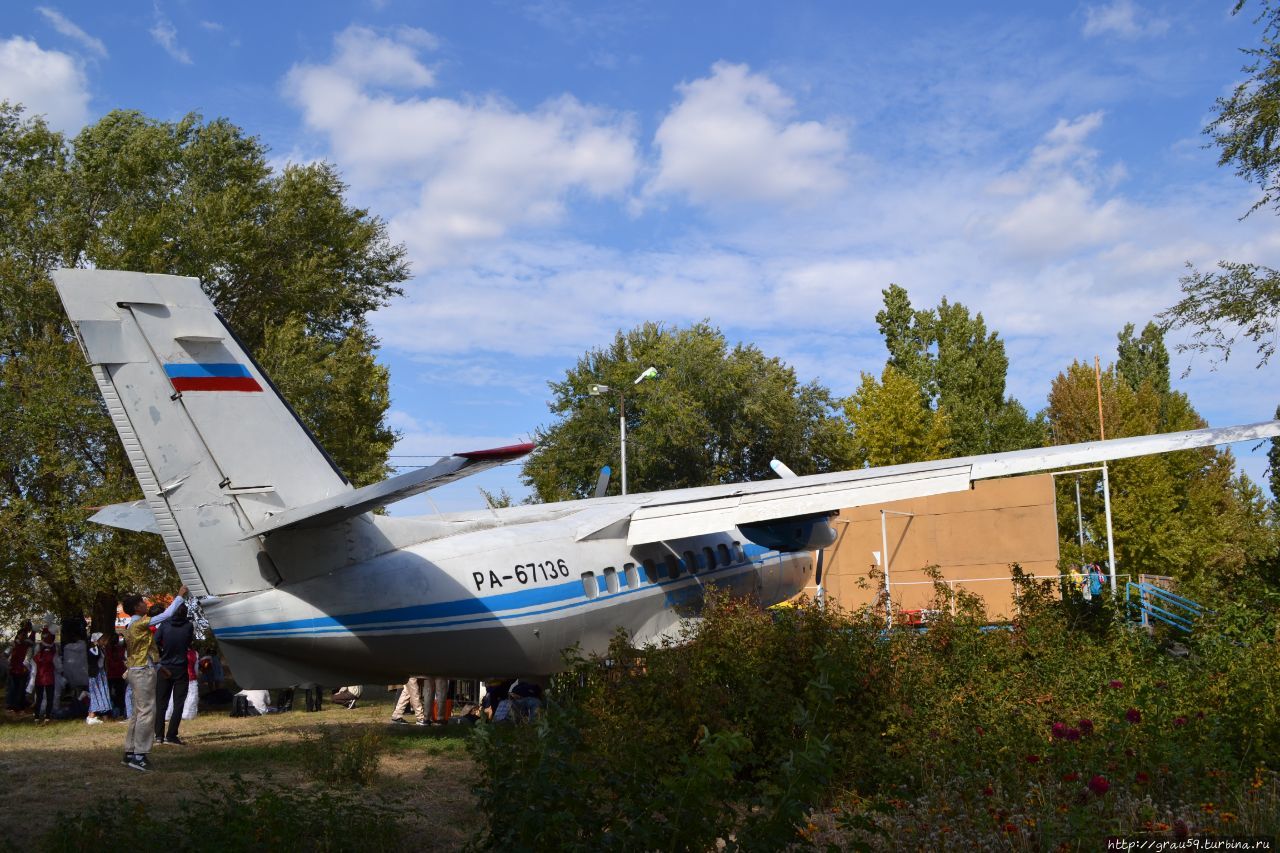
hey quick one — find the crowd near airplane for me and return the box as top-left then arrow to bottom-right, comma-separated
52,269 -> 1280,687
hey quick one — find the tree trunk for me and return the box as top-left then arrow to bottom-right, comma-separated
90,589 -> 119,637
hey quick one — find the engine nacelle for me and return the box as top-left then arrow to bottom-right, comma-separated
739,513 -> 837,552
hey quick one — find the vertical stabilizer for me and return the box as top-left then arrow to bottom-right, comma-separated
52,269 -> 352,596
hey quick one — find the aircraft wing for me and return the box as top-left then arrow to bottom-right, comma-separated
569,420 -> 1280,547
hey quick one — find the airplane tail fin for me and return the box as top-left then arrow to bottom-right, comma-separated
52,269 -> 353,596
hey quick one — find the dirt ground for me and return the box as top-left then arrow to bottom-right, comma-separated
0,692 -> 479,851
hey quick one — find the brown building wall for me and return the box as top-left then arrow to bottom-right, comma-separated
810,473 -> 1059,620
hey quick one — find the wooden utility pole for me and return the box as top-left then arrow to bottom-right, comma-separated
1094,355 -> 1106,441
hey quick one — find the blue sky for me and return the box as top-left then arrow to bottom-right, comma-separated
3,0 -> 1278,510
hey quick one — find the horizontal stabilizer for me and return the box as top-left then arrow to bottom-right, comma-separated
244,443 -> 534,538
90,500 -> 160,535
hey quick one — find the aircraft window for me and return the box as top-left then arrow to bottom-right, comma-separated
665,554 -> 682,578
717,544 -> 731,565
624,563 -> 639,588
682,550 -> 697,574
604,566 -> 620,595
580,571 -> 598,599
733,541 -> 746,563
703,546 -> 717,570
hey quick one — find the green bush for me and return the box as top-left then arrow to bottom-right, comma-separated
467,579 -> 1280,850
300,728 -> 384,786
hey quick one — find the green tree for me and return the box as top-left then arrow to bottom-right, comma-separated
522,322 -> 853,501
842,365 -> 951,467
1046,344 -> 1275,589
874,284 -> 1043,456
1116,321 -> 1171,397
0,103 -> 408,628
1160,2 -> 1280,367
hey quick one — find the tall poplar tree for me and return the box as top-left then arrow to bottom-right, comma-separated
873,284 -> 1043,456
0,104 -> 408,627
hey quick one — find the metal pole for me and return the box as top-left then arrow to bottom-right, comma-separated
1074,475 -> 1085,558
1102,463 -> 1117,593
619,393 -> 627,496
881,510 -> 891,629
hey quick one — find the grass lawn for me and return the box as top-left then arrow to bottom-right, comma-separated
0,693 -> 478,851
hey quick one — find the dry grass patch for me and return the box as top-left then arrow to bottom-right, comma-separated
1,696 -> 477,851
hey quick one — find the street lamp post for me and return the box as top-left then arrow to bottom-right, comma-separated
589,366 -> 657,496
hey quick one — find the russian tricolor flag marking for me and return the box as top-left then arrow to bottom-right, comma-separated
164,363 -> 263,393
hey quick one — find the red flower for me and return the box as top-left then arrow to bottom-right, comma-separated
1088,774 -> 1110,796
1051,722 -> 1068,739
1061,771 -> 1080,782
1173,716 -> 1187,728
1003,823 -> 1018,833
1078,718 -> 1094,735
1025,754 -> 1041,764
1135,771 -> 1150,784
982,784 -> 994,796
975,725 -> 985,736
1065,727 -> 1081,741
1125,707 -> 1142,724
1109,680 -> 1124,689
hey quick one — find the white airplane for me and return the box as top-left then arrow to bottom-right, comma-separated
52,269 -> 1280,687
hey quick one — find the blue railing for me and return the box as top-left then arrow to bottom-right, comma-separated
1125,581 -> 1206,633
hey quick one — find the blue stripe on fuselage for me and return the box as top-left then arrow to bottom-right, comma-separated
216,542 -> 781,639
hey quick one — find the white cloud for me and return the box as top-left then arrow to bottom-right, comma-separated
150,4 -> 192,65
1082,1 -> 1170,39
646,62 -> 849,206
284,26 -> 638,265
36,7 -> 107,59
0,36 -> 90,131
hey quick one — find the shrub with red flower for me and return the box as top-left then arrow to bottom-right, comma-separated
1065,727 -> 1081,741
1088,774 -> 1110,796
1078,718 -> 1094,735
1109,679 -> 1124,689
1173,716 -> 1187,728
1051,721 -> 1068,739
1135,771 -> 1150,784
1061,771 -> 1079,782
1025,754 -> 1041,764
1125,707 -> 1142,724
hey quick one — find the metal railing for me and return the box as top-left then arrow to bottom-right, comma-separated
1125,581 -> 1206,632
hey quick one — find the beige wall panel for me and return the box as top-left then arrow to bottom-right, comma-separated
807,474 -> 1058,620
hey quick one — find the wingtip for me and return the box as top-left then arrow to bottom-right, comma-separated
457,442 -> 536,461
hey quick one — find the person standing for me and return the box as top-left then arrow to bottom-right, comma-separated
105,632 -> 126,717
86,633 -> 112,725
32,632 -> 56,723
154,603 -> 194,745
5,622 -> 32,714
389,676 -> 427,726
426,676 -> 452,725
120,586 -> 187,772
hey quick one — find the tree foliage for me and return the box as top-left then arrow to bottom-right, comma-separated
842,365 -> 951,467
1160,2 -> 1280,367
874,284 -> 1044,455
0,103 -> 407,623
522,322 -> 853,501
1046,327 -> 1276,588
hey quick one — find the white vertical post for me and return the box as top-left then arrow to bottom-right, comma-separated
1102,463 -> 1117,593
881,510 -> 891,629
1074,476 -> 1085,557
619,393 -> 627,496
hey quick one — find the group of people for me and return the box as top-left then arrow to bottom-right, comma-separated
5,582 -> 206,773
6,620 -> 128,722
1068,563 -> 1108,600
